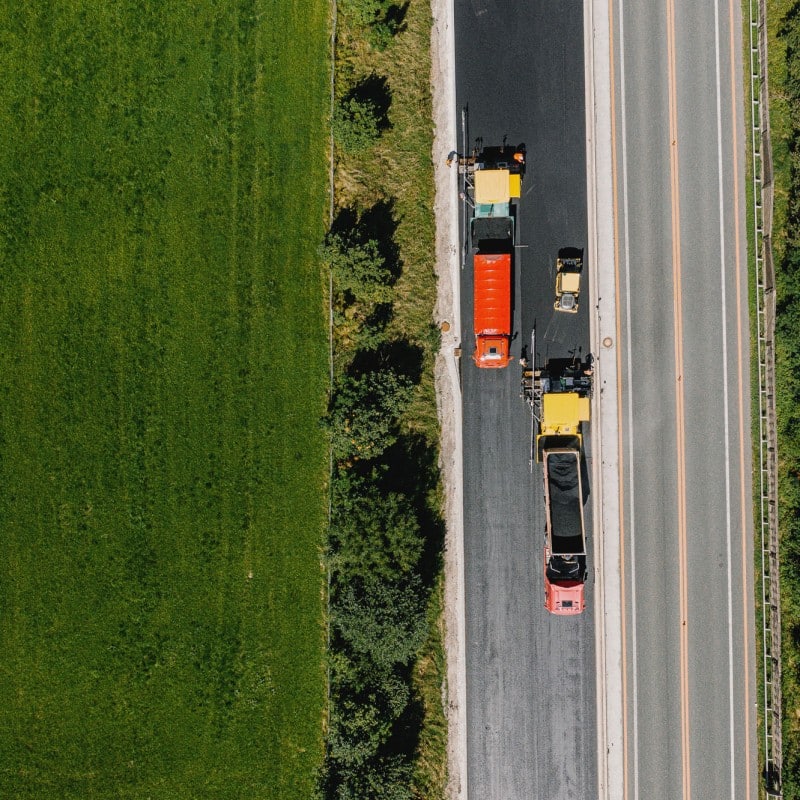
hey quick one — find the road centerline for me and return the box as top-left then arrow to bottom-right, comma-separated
665,0 -> 691,796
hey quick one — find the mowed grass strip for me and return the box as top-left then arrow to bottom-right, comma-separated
0,3 -> 330,798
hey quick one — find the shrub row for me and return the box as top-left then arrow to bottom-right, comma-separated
321,204 -> 440,799
321,0 -> 445,795
774,4 -> 800,796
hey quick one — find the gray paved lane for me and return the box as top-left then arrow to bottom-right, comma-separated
613,0 -> 757,796
613,1 -> 681,794
456,1 -> 597,797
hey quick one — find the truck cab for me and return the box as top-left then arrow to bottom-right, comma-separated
544,551 -> 586,614
474,334 -> 510,367
541,444 -> 587,615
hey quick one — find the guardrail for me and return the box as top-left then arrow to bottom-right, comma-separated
748,0 -> 782,795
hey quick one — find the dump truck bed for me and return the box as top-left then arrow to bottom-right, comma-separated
543,449 -> 585,556
473,253 -> 511,336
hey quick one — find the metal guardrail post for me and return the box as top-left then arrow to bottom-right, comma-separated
748,0 -> 782,794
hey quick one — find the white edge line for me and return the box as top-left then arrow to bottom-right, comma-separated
712,1 -> 737,796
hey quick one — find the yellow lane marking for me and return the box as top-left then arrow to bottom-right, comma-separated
607,0 -> 629,796
665,0 -> 691,797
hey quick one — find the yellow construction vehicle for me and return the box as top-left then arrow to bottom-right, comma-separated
554,254 -> 583,314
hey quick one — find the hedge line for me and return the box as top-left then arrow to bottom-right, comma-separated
773,2 -> 800,796
320,0 -> 445,797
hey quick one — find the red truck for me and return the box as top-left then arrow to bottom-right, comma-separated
523,357 -> 593,615
542,446 -> 587,615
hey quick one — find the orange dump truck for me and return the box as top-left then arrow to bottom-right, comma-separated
452,143 -> 525,368
473,252 -> 512,368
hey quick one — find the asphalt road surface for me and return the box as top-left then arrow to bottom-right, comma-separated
455,1 -> 598,798
610,0 -> 758,797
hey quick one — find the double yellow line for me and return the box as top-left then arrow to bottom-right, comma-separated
664,2 -> 692,798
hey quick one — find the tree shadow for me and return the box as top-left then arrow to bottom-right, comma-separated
384,3 -> 410,34
378,2 -> 409,36
344,73 -> 392,130
329,205 -> 358,236
330,199 -> 402,282
378,432 -> 445,591
368,3 -> 410,50
359,200 -> 401,279
348,337 -> 424,383
382,684 -> 423,762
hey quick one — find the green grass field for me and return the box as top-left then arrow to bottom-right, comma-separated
0,3 -> 330,798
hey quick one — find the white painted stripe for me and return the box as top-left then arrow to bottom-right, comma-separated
712,0 -> 737,795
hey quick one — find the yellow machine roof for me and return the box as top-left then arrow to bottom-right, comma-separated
559,272 -> 581,293
541,393 -> 590,435
475,169 -> 511,204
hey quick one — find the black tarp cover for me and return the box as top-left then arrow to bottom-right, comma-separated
545,450 -> 585,555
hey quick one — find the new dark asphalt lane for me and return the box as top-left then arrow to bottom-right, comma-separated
455,2 -> 598,797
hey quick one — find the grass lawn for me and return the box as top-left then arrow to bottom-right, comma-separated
0,3 -> 330,798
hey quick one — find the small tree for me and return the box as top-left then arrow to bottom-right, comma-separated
327,693 -> 392,770
332,577 -> 428,671
331,754 -> 414,800
330,480 -> 423,584
340,0 -> 405,51
322,232 -> 393,306
327,369 -> 413,462
333,96 -> 381,152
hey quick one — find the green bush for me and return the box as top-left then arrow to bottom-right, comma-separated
341,0 -> 386,26
330,472 -> 423,583
324,0 -> 443,795
340,0 -> 405,50
330,755 -> 414,800
333,96 -> 382,152
327,691 -> 395,768
351,304 -> 394,351
775,5 -> 800,795
327,369 -> 413,462
322,232 -> 393,305
333,578 -> 427,671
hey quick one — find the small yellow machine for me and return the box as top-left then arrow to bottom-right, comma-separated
554,255 -> 583,314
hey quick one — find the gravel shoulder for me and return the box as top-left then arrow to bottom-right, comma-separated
429,0 -> 468,797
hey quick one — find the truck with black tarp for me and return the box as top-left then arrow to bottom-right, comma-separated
542,442 -> 586,614
523,356 -> 592,615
